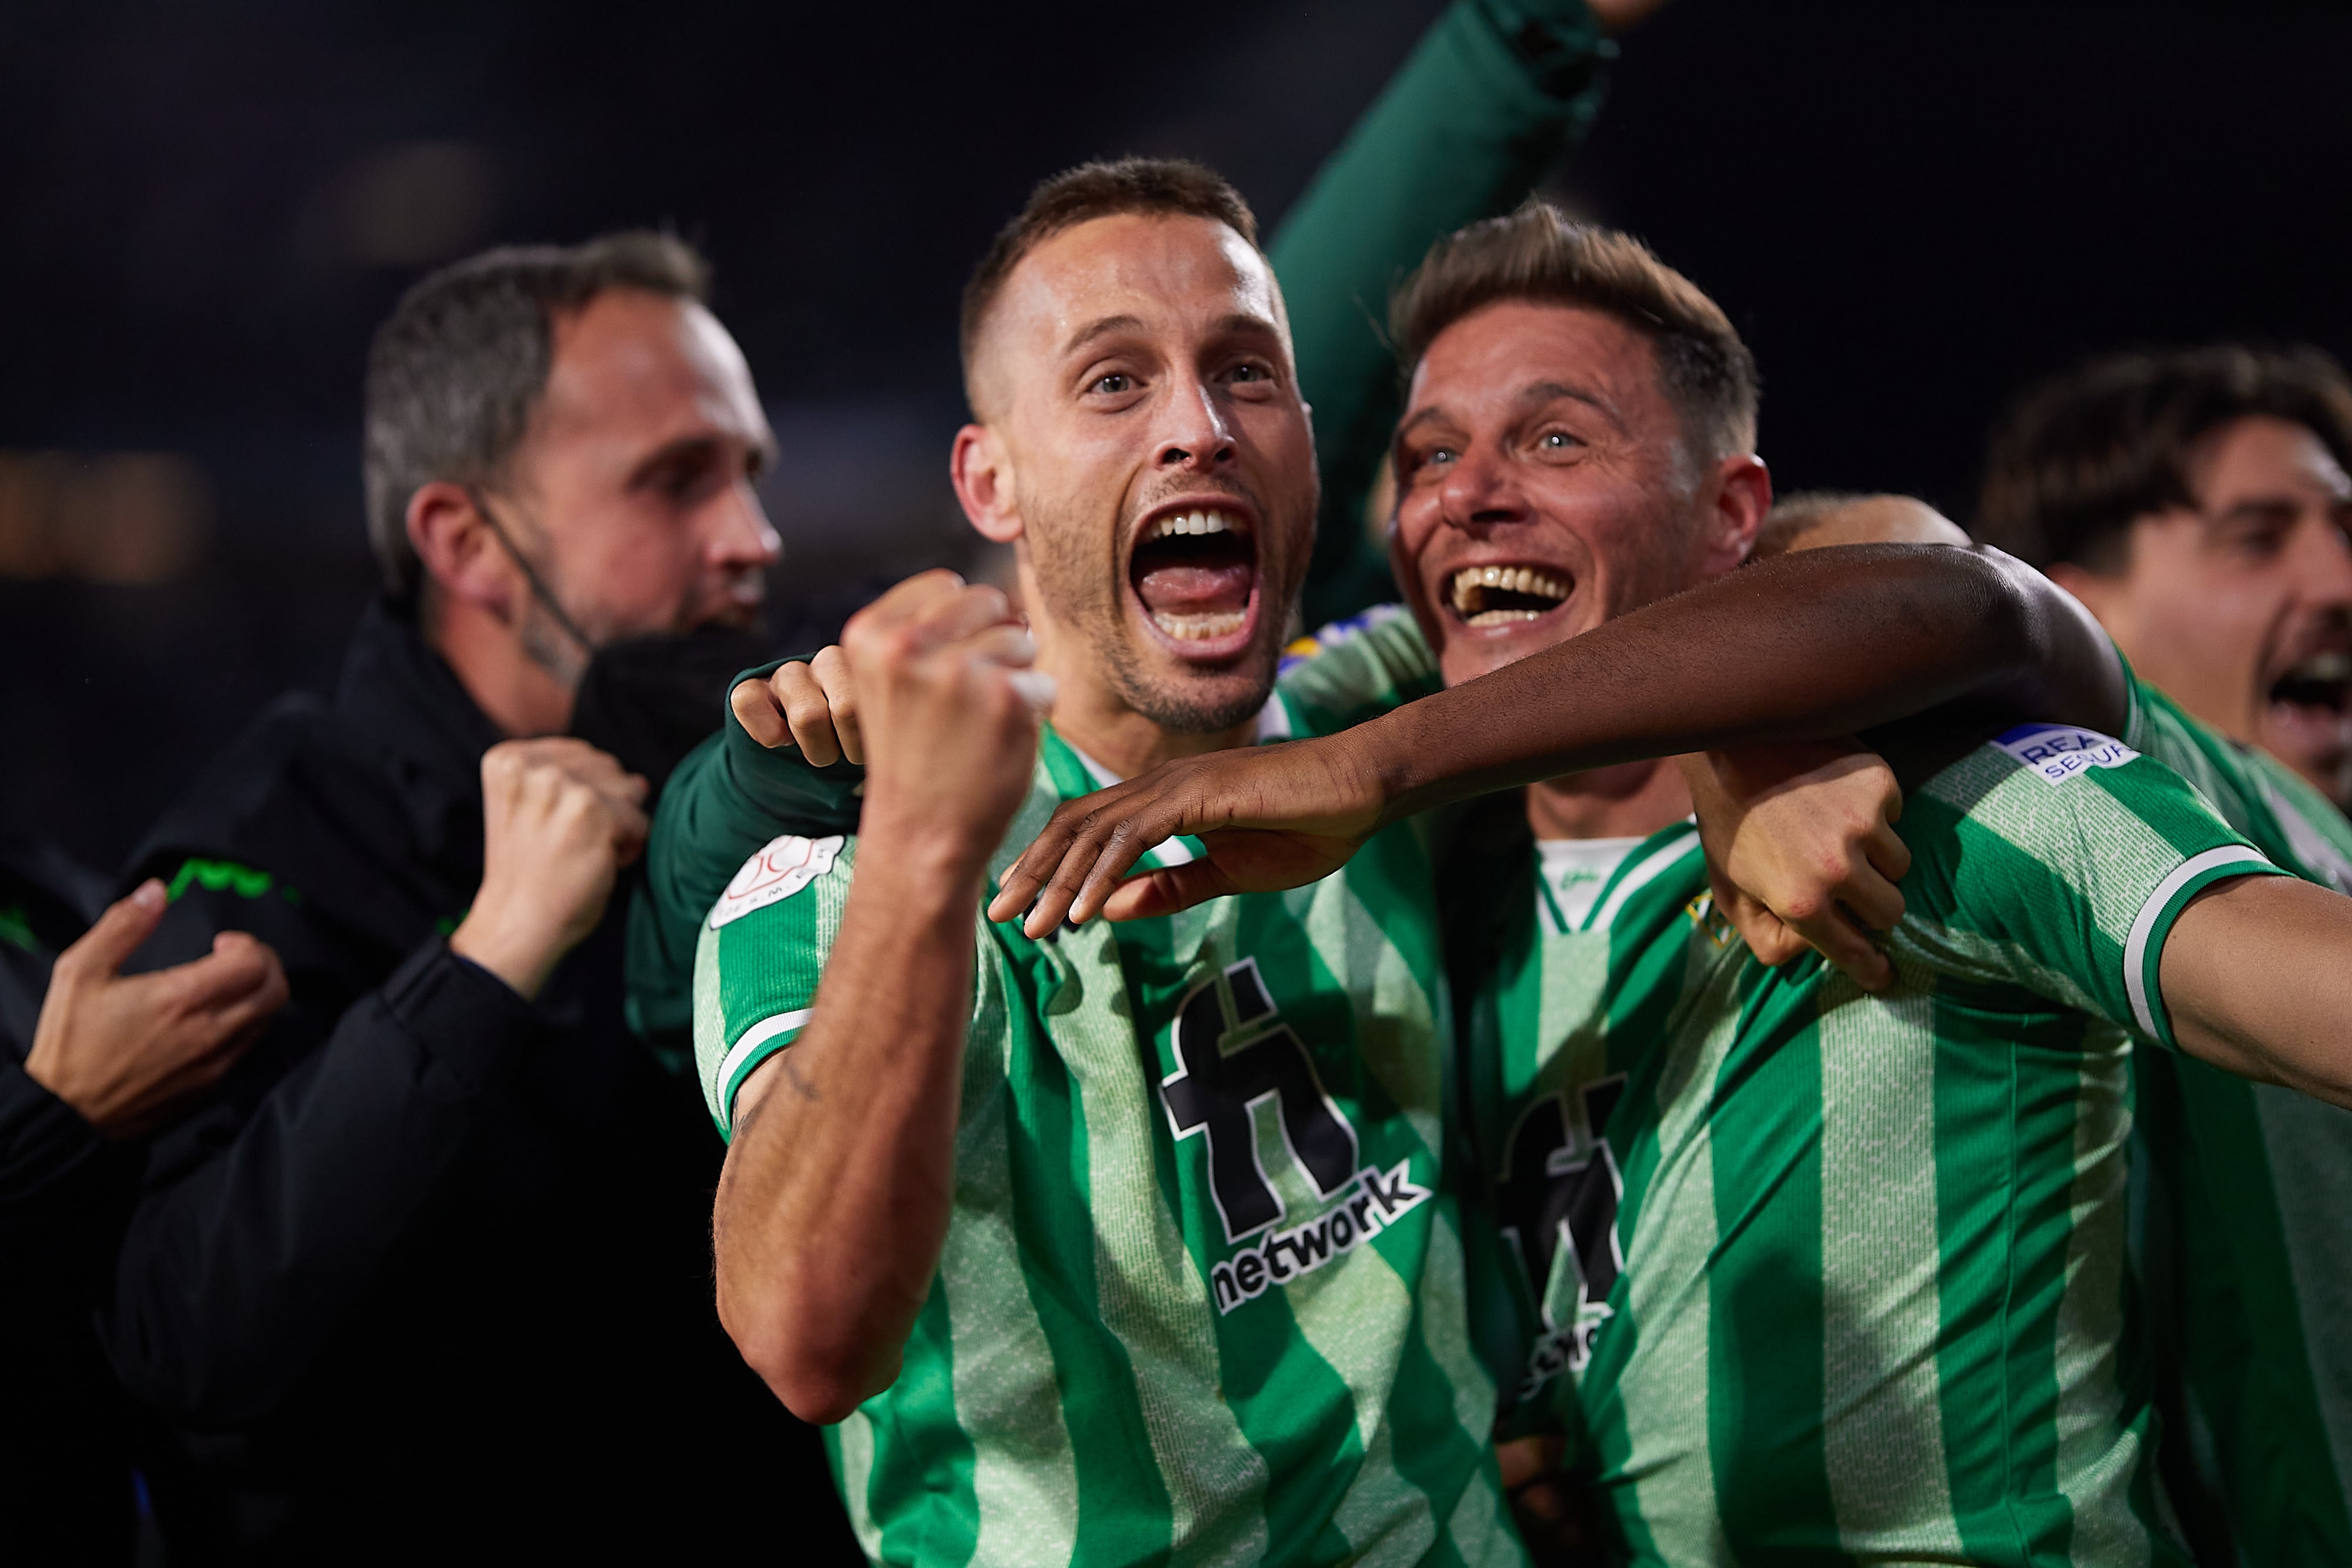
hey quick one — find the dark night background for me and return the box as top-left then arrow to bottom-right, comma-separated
5,0 -> 2348,873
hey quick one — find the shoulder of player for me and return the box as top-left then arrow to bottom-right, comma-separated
1274,604 -> 1439,736
705,830 -> 859,938
1894,722 -> 2261,910
2242,741 -> 2352,845
1915,721 -> 2181,814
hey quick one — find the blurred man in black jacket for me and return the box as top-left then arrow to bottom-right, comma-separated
2,847 -> 285,1562
102,233 -> 857,1562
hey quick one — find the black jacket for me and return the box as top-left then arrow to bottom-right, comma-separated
104,600 -> 855,1564
1,835 -> 139,1564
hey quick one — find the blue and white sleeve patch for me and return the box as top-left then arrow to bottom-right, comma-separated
1993,723 -> 2139,786
1278,603 -> 1409,677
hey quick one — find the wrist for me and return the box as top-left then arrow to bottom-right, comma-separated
19,1041 -> 89,1119
857,802 -> 1004,888
449,903 -> 562,1001
1349,714 -> 1418,825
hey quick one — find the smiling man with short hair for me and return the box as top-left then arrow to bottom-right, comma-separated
983,205 -> 2352,1565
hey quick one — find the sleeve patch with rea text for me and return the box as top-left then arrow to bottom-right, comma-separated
1993,723 -> 2140,785
709,834 -> 844,929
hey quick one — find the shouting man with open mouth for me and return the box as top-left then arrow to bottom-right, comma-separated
650,157 -> 2183,1562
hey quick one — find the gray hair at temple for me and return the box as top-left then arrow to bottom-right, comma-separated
361,231 -> 711,600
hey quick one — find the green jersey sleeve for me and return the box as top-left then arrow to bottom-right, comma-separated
1274,0 -> 1613,626
693,830 -> 856,1136
1273,604 -> 1441,738
1895,722 -> 2288,1051
2130,670 -> 2352,896
624,658 -> 864,1066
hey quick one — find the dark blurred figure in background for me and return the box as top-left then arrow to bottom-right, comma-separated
2,852 -> 285,1563
1979,349 -> 2352,1566
1982,347 -> 2352,810
92,233 -> 857,1563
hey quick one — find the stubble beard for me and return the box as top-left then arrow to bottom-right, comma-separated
1024,490 -> 1304,739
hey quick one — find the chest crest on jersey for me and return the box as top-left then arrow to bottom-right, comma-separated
1160,957 -> 1430,1314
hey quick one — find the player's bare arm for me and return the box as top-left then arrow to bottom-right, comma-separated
993,543 -> 2122,934
1682,494 -> 1963,985
2162,873 -> 2352,1108
713,573 -> 1043,1424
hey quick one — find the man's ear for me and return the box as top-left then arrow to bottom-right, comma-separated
1699,453 -> 1773,574
406,480 -> 519,620
952,424 -> 1023,545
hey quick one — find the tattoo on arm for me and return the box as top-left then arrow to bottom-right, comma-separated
781,1051 -> 822,1104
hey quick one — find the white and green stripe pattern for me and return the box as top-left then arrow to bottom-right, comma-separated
2120,677 -> 2352,1563
1463,730 -> 2281,1565
692,611 -> 1519,1566
1455,818 -> 1718,1432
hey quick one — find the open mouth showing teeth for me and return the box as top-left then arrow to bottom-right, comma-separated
1448,565 -> 1569,627
2273,650 -> 2352,712
1131,507 -> 1258,644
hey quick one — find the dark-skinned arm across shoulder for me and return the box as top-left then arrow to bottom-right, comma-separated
990,541 -> 2124,932
711,573 -> 1044,1425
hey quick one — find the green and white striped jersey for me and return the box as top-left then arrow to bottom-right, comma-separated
1457,715 -> 2286,1566
1450,814 -> 1715,1437
2124,679 -> 2352,1564
688,609 -> 1526,1568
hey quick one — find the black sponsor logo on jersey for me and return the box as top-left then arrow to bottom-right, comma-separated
1161,957 -> 1431,1313
1162,957 -> 1362,1243
1207,1157 -> 1429,1313
1499,1075 -> 1626,1395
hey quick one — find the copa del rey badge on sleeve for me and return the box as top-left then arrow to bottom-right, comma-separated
1993,724 -> 2140,786
709,834 -> 846,929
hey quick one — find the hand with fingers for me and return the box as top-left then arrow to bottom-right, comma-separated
710,571 -> 1049,1420
843,570 -> 1050,867
24,880 -> 290,1138
1678,742 -> 1912,992
986,729 -> 1388,939
451,737 -> 651,1001
731,644 -> 864,766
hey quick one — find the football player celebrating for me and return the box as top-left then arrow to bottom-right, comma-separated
1979,351 -> 2352,1562
664,166 -> 2147,1563
991,207 -> 2352,1564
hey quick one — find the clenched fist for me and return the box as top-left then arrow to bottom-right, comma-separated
842,570 -> 1051,877
450,738 -> 649,999
732,644 -> 863,765
1679,741 -> 1910,992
